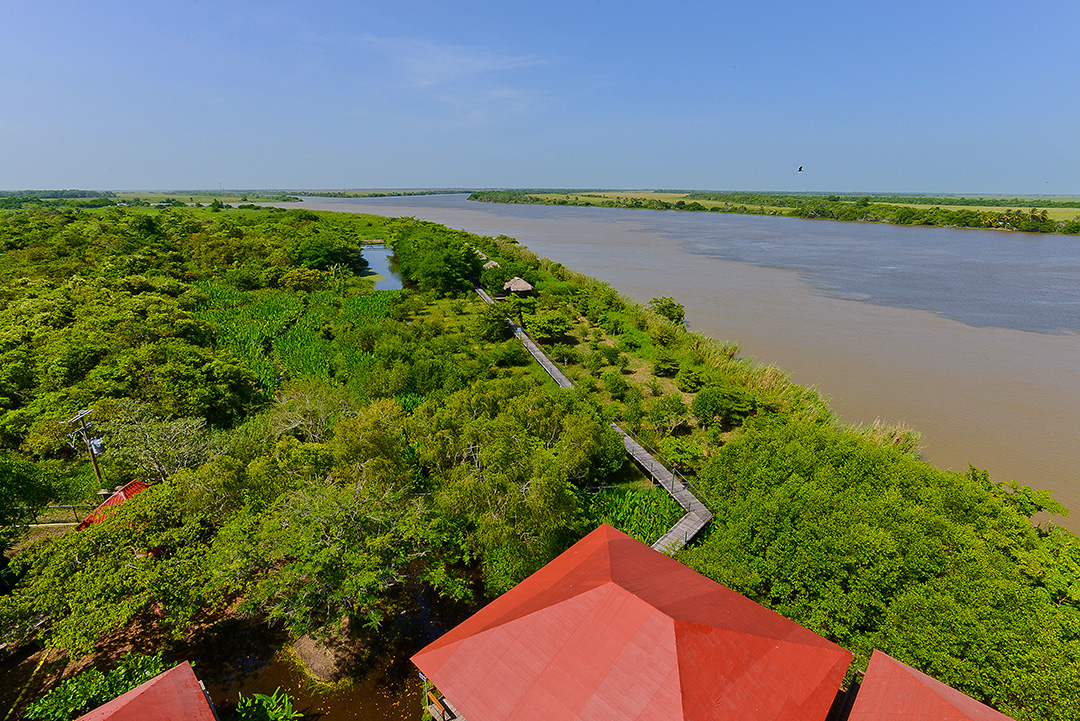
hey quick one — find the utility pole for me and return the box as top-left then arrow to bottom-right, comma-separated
60,408 -> 105,487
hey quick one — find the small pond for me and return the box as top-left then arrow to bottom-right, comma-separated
363,245 -> 402,290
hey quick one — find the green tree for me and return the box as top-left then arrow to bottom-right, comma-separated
475,302 -> 511,341
526,311 -> 571,341
0,453 -> 55,554
690,383 -> 756,428
0,485 -> 214,654
647,296 -> 686,326
99,399 -> 214,485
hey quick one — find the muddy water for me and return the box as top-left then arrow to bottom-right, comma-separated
299,194 -> 1080,531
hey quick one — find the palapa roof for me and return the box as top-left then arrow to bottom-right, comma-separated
75,661 -> 217,721
503,276 -> 533,293
77,480 -> 149,530
411,524 -> 852,721
848,650 -> 1015,721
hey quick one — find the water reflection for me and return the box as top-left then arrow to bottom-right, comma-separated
363,245 -> 402,291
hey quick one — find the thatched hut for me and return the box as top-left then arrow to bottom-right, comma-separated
503,277 -> 534,295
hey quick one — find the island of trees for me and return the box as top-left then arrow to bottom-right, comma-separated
470,189 -> 1080,234
1,203 -> 1078,719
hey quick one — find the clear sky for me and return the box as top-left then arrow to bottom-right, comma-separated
3,0 -> 1078,194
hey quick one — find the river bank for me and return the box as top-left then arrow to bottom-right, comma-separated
286,194 -> 1080,531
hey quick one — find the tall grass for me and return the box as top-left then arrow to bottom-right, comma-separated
274,290 -> 402,383
194,284 -> 401,391
585,483 -> 684,545
193,282 -> 304,391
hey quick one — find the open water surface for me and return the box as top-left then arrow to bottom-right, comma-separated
298,194 -> 1080,530
362,244 -> 403,290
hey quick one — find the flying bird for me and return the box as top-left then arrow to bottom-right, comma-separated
798,166 -> 803,172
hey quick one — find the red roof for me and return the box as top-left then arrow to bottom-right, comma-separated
77,481 -> 149,530
412,524 -> 852,721
848,650 -> 1015,721
74,661 -> 217,721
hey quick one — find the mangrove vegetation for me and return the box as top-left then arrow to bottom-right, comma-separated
0,205 -> 1078,719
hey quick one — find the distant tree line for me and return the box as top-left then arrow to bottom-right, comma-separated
470,190 -> 1080,235
0,190 -> 116,199
294,189 -> 470,198
687,191 -> 1080,209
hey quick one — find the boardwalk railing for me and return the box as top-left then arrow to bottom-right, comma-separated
474,286 -> 712,552
509,322 -> 574,389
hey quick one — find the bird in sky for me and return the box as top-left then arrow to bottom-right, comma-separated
798,166 -> 803,172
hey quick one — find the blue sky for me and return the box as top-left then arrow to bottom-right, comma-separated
3,1 -> 1078,194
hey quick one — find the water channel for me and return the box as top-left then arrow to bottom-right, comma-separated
362,244 -> 403,291
304,193 -> 1080,532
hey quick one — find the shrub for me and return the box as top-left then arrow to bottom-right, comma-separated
675,366 -> 704,393
237,687 -> 302,721
690,384 -> 756,428
601,369 -> 628,399
26,653 -> 167,721
652,350 -> 680,377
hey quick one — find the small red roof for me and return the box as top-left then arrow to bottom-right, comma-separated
77,481 -> 149,531
412,524 -> 852,721
848,650 -> 1015,721
75,661 -> 217,721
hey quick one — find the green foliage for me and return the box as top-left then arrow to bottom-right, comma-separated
690,383 -> 757,428
237,687 -> 302,721
98,399 -> 213,484
600,368 -> 628,399
389,221 -> 481,292
652,349 -> 680,377
1,485 -> 214,654
647,394 -> 687,435
658,436 -> 704,473
584,485 -> 683,545
5,204 -> 1080,721
26,652 -> 167,721
412,377 -> 624,593
680,418 -> 1080,719
475,302 -> 511,341
647,296 -> 686,326
0,452 -> 56,553
525,311 -> 571,341
675,366 -> 704,392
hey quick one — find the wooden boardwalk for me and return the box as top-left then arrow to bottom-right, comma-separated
509,322 -> 574,388
474,287 -> 711,552
609,424 -> 713,552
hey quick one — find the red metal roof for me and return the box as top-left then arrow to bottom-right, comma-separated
77,481 -> 149,530
412,524 -> 853,721
74,661 -> 217,721
848,650 -> 1015,721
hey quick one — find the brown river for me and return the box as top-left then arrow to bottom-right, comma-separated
296,194 -> 1080,532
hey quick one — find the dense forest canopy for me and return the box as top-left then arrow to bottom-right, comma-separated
0,206 -> 1078,719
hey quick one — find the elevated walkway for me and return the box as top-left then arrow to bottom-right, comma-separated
474,287 -> 712,551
